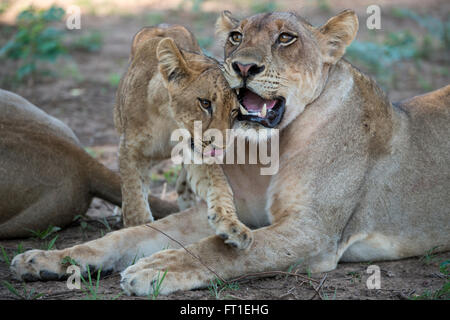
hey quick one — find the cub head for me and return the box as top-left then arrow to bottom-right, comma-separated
215,10 -> 358,137
157,37 -> 240,156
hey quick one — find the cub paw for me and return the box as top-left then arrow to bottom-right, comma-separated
208,214 -> 253,250
123,213 -> 154,227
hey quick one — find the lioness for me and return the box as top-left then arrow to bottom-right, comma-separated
114,24 -> 252,248
0,89 -> 177,239
11,11 -> 449,297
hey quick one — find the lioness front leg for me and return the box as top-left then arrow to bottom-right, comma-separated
120,212 -> 334,296
11,205 -> 213,282
185,164 -> 253,249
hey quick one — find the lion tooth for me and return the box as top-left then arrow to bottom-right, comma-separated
236,88 -> 240,95
239,104 -> 249,115
261,103 -> 267,118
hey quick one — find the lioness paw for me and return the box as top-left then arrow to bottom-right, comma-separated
120,250 -> 207,296
120,267 -> 174,296
10,250 -> 66,281
11,249 -> 113,282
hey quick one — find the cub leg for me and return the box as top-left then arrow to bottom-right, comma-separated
185,164 -> 253,250
11,204 -> 212,281
119,140 -> 154,227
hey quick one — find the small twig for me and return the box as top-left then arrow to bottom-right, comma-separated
398,289 -> 415,300
431,272 -> 448,279
279,287 -> 297,299
224,294 -> 245,300
144,224 -> 227,283
309,274 -> 327,300
297,280 -> 307,287
43,291 -> 78,299
230,271 -> 320,284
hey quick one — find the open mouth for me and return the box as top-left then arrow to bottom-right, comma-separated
236,88 -> 285,128
190,138 -> 223,157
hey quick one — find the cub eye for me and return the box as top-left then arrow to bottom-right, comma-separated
278,33 -> 296,45
198,98 -> 212,114
229,32 -> 242,45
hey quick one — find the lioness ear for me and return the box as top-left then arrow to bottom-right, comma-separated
157,37 -> 190,83
215,11 -> 239,44
316,9 -> 358,64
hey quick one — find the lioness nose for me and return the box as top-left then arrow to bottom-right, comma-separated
232,62 -> 265,79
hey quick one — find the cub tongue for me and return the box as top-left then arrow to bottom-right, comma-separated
243,90 -> 277,111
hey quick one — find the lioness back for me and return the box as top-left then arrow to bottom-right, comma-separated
394,85 -> 450,162
0,89 -> 80,145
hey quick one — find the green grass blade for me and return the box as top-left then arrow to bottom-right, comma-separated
2,281 -> 23,299
1,246 -> 10,266
47,235 -> 58,250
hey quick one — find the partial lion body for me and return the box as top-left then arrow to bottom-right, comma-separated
0,89 -> 178,239
113,24 -> 252,248
11,12 -> 449,296
0,89 -> 96,238
268,64 -> 450,267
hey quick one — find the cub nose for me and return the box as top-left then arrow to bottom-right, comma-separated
232,62 -> 265,79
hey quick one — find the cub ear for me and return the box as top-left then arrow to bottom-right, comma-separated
131,27 -> 157,59
315,9 -> 359,64
157,37 -> 190,83
215,11 -> 239,44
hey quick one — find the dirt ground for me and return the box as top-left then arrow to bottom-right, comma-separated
0,0 -> 449,300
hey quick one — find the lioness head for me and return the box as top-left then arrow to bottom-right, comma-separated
157,37 -> 240,155
215,10 -> 358,138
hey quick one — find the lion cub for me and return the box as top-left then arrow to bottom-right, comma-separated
114,25 -> 252,249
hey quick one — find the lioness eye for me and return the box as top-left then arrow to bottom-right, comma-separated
198,98 -> 212,114
278,33 -> 296,45
229,32 -> 242,45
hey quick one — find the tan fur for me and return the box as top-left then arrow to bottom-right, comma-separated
11,12 -> 450,296
113,25 -> 252,249
0,89 -> 178,239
